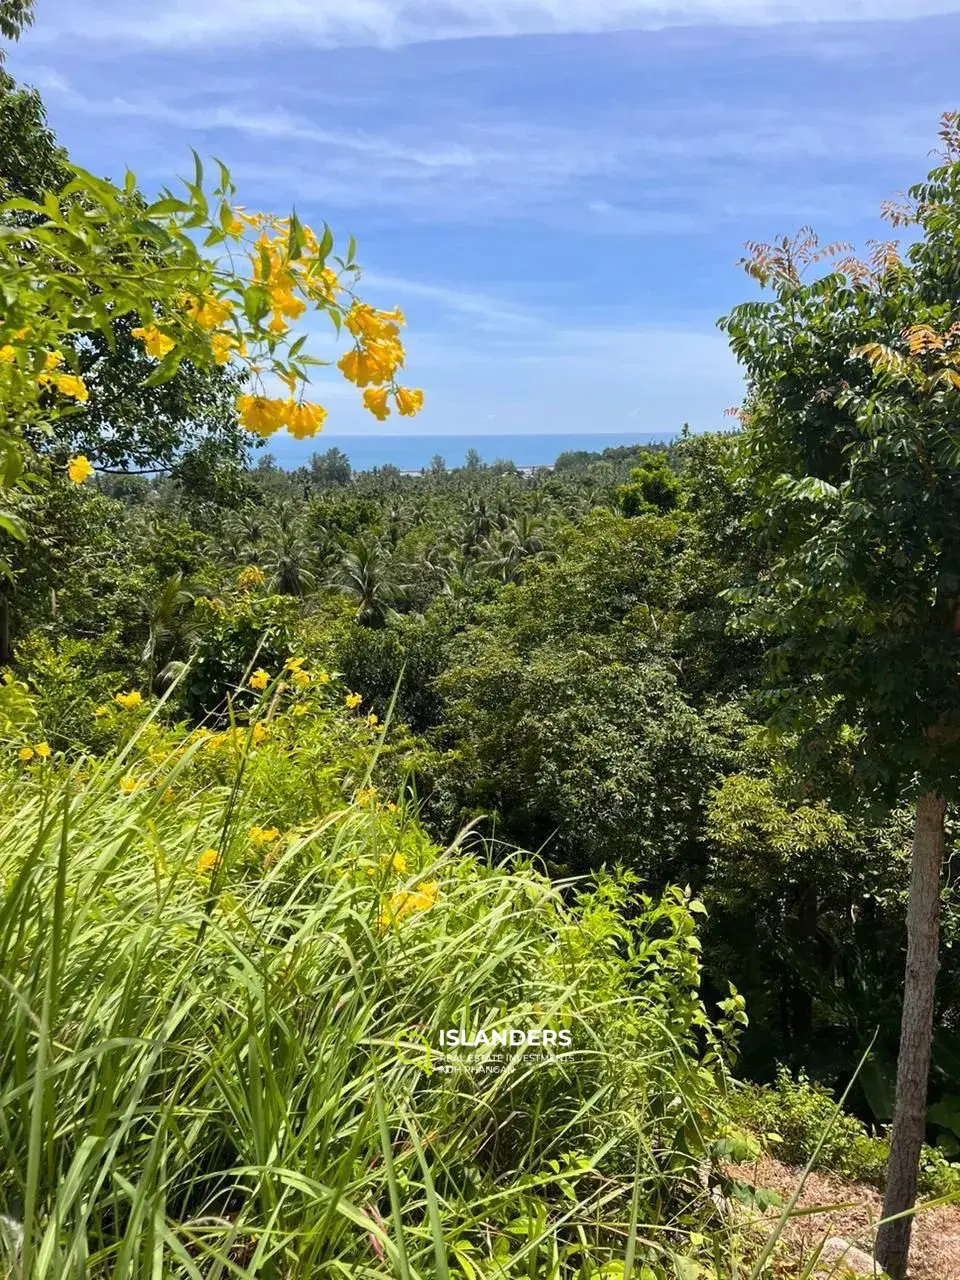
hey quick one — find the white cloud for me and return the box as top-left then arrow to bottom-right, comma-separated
27,70 -> 942,234
25,0 -> 960,49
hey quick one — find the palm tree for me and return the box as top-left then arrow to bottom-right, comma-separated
330,536 -> 407,628
260,512 -> 318,598
141,572 -> 206,690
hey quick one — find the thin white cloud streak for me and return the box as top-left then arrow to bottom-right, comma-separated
25,0 -> 960,50
27,71 -> 944,232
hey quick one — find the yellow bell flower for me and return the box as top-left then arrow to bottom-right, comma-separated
395,387 -> 424,417
195,848 -> 221,875
131,325 -> 175,360
362,387 -> 390,421
67,455 -> 95,484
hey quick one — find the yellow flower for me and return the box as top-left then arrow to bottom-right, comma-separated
291,668 -> 311,688
118,775 -> 141,796
381,851 -> 407,874
195,848 -> 221,875
345,692 -> 362,709
292,703 -> 308,717
267,287 -> 306,321
67,455 -> 94,485
339,346 -> 399,388
44,350 -> 64,370
362,386 -> 391,421
114,690 -> 143,710
345,302 -> 405,342
17,746 -> 34,762
236,394 -> 285,438
94,705 -> 110,718
237,565 -> 265,590
188,294 -> 234,331
317,671 -> 331,684
131,325 -> 175,361
285,656 -> 305,671
366,713 -> 379,728
0,345 -> 15,364
356,787 -> 377,805
210,332 -> 239,365
248,668 -> 270,691
249,825 -> 281,847
379,880 -> 440,928
34,742 -> 51,760
395,387 -> 424,417
250,722 -> 269,744
51,374 -> 89,403
287,400 -> 327,440
385,802 -> 398,813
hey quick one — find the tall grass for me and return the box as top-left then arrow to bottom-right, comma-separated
0,721 -> 735,1279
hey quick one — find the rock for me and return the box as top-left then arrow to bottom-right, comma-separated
816,1237 -> 885,1277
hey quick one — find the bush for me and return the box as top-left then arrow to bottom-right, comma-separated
730,1065 -> 960,1198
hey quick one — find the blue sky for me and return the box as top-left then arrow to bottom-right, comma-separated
7,1 -> 960,446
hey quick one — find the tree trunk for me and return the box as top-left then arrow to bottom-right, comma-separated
875,790 -> 946,1280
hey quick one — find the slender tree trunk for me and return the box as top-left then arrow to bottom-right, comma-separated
875,790 -> 946,1279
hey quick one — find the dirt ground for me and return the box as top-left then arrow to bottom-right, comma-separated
726,1156 -> 960,1279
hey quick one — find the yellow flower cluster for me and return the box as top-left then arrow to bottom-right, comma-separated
361,385 -> 424,422
378,880 -> 440,929
249,825 -> 281,847
248,668 -> 270,691
40,371 -> 88,403
236,394 -> 327,440
345,692 -> 362,709
114,690 -> 143,710
186,294 -> 235,332
131,325 -> 175,361
333,302 -> 424,423
118,775 -> 142,796
18,742 -> 51,762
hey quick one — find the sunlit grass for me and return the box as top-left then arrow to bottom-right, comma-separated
0,711 -> 739,1279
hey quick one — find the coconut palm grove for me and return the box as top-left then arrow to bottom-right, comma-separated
5,1 -> 960,1277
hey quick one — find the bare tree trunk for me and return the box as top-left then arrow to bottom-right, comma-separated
875,790 -> 945,1280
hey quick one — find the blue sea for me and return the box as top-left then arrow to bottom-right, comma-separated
265,431 -> 679,473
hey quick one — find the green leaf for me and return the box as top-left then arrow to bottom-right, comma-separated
288,209 -> 305,262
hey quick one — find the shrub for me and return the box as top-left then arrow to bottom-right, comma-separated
730,1065 -> 960,1198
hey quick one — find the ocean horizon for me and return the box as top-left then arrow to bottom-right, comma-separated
264,430 -> 681,473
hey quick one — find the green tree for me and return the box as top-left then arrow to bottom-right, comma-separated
0,69 -> 249,474
720,114 -> 960,1278
330,536 -> 406,628
0,0 -> 34,45
309,446 -> 352,488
